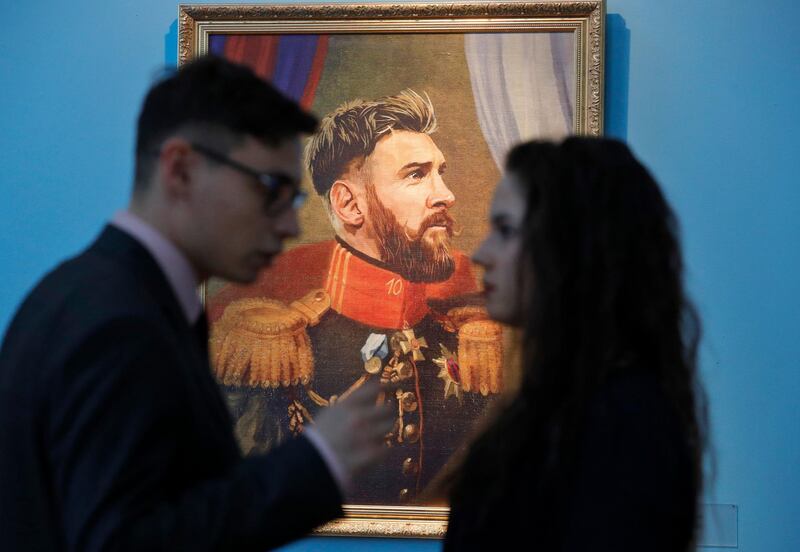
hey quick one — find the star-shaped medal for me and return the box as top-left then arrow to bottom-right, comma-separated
433,344 -> 463,402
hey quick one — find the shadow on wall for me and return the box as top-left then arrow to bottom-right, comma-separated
605,13 -> 630,140
166,20 -> 178,67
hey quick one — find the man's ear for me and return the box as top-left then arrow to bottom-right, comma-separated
157,137 -> 194,200
329,180 -> 364,227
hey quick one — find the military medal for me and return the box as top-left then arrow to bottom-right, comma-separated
433,344 -> 463,402
364,356 -> 382,374
361,333 -> 389,375
361,333 -> 389,360
399,328 -> 428,361
359,332 -> 390,375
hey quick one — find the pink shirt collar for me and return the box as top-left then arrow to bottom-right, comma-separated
110,210 -> 203,324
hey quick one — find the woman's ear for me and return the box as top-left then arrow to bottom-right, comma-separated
329,180 -> 364,227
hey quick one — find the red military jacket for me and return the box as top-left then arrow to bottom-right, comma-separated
209,238 -> 479,327
208,239 -> 501,504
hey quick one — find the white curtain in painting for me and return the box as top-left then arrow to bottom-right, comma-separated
465,33 -> 575,170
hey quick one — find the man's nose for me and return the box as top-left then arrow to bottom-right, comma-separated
272,206 -> 301,240
428,172 -> 455,209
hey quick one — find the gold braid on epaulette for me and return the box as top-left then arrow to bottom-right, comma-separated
447,306 -> 504,396
210,289 -> 330,388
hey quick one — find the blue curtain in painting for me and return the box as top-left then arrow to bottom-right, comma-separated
464,33 -> 575,170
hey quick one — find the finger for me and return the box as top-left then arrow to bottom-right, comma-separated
356,413 -> 396,438
351,407 -> 394,429
350,403 -> 395,427
358,422 -> 394,443
351,398 -> 393,415
350,443 -> 391,472
341,379 -> 383,404
378,379 -> 401,394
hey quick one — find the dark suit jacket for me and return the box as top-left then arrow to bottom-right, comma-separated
0,226 -> 342,551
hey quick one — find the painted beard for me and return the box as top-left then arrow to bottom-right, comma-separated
366,184 -> 457,283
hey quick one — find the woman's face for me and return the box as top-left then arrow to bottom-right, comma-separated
473,172 -> 528,326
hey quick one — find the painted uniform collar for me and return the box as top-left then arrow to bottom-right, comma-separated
325,238 -> 429,329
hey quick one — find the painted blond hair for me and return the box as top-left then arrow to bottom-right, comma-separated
305,89 -> 438,198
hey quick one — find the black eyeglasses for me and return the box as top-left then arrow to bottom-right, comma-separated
190,142 -> 306,215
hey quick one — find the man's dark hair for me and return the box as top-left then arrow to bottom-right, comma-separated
134,56 -> 317,190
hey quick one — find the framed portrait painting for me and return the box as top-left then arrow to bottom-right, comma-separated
179,1 -> 604,538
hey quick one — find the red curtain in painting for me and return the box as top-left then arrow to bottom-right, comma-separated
209,35 -> 329,110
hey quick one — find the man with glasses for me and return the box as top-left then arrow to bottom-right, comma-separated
0,57 -> 393,551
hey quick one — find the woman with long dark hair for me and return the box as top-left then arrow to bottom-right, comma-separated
444,137 -> 707,551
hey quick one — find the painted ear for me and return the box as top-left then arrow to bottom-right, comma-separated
329,180 -> 364,227
158,137 -> 193,200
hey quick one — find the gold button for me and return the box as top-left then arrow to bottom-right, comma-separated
400,391 -> 418,412
402,457 -> 418,476
403,423 -> 419,443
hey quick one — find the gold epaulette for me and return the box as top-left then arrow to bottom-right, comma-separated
289,289 -> 330,326
210,289 -> 331,388
447,306 -> 504,396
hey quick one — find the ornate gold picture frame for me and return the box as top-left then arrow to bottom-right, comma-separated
180,1 -> 604,538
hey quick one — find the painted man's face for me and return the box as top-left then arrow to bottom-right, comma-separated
361,130 -> 458,283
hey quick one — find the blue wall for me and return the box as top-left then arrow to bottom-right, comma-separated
1,1 -> 798,550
